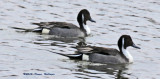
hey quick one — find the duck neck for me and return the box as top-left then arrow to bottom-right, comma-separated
77,13 -> 90,35
119,38 -> 133,63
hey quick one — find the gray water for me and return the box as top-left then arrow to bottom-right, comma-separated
0,0 -> 160,79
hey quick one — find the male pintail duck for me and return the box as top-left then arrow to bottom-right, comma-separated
31,9 -> 96,37
53,35 -> 140,64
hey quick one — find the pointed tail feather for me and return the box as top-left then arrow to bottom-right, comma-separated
11,27 -> 43,32
31,27 -> 43,32
11,27 -> 32,31
31,23 -> 42,26
48,50 -> 83,60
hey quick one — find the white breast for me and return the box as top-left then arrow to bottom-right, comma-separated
122,48 -> 133,63
83,25 -> 91,35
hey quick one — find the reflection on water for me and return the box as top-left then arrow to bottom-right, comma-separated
69,60 -> 132,79
0,0 -> 160,79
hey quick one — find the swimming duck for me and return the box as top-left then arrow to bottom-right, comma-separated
32,9 -> 96,37
54,35 -> 140,64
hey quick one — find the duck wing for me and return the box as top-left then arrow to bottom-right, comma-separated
32,22 -> 79,29
77,46 -> 119,56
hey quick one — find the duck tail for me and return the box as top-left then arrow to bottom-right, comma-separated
31,27 -> 43,32
31,22 -> 42,26
11,27 -> 43,32
49,50 -> 83,60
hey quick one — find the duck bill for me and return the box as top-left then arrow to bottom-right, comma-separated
89,18 -> 96,23
132,43 -> 140,49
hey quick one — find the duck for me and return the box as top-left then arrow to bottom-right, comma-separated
53,35 -> 140,64
31,9 -> 96,37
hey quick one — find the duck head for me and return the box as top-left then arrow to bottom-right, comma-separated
117,35 -> 140,63
77,9 -> 96,35
118,35 -> 140,50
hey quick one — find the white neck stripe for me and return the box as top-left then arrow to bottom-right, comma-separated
82,14 -> 84,23
82,14 -> 91,35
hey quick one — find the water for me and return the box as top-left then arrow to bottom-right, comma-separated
0,0 -> 160,79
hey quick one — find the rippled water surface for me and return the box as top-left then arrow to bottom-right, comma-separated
0,0 -> 160,79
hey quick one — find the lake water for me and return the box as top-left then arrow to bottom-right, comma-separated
0,0 -> 160,79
